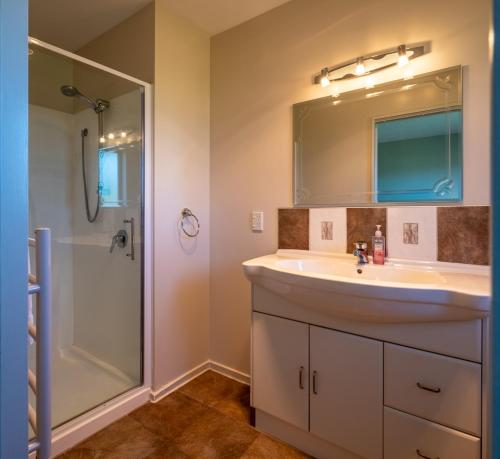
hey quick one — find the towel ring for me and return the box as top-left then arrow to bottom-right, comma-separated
181,208 -> 200,238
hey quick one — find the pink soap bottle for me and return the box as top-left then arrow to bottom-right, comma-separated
372,225 -> 385,265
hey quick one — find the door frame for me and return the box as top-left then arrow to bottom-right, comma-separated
492,1 -> 500,456
0,0 -> 29,457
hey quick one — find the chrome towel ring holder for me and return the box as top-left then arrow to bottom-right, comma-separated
180,208 -> 200,238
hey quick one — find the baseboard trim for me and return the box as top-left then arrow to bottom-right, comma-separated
209,360 -> 250,385
150,360 -> 211,402
150,360 -> 250,403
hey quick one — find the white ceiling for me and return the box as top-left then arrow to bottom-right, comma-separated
29,0 -> 154,51
160,0 -> 291,35
29,0 -> 291,51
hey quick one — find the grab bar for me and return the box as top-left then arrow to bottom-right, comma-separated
28,228 -> 52,459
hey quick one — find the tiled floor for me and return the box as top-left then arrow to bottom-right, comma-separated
57,370 -> 312,458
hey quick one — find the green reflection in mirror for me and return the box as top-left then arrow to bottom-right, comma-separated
375,110 -> 462,202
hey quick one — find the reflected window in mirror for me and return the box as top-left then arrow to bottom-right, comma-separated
375,110 -> 462,202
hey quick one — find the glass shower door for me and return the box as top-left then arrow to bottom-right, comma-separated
28,42 -> 144,428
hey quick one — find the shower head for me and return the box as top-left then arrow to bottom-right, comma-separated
60,85 -> 109,113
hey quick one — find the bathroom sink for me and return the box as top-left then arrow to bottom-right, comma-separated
243,250 -> 490,323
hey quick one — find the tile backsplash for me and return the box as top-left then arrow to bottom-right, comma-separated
278,206 -> 490,265
278,208 -> 309,250
346,208 -> 387,255
437,206 -> 490,265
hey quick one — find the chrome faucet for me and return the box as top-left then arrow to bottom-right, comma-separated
353,241 -> 369,266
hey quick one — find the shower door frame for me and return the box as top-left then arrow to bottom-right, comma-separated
28,36 -> 153,457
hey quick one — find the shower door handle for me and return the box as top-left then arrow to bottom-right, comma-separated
124,218 -> 135,261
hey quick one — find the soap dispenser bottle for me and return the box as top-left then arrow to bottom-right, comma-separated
372,225 -> 385,265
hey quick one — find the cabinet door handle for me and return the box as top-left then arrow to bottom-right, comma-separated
416,382 -> 441,394
312,370 -> 318,394
299,366 -> 304,390
416,448 -> 439,459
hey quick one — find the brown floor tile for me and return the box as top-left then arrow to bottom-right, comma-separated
173,406 -> 259,458
76,415 -> 160,452
212,387 -> 251,424
57,449 -> 96,459
179,371 -> 248,409
58,372 -> 310,459
241,434 -> 313,459
130,391 -> 210,441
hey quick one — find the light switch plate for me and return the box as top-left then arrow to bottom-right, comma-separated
251,211 -> 264,231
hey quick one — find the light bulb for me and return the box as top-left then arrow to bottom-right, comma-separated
355,58 -> 365,76
108,133 -> 115,140
320,67 -> 330,88
398,44 -> 409,67
121,131 -> 127,138
99,136 -> 106,144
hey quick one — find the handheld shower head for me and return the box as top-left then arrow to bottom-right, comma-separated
60,85 -> 79,97
60,85 -> 109,113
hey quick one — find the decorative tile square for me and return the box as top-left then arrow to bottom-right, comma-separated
403,223 -> 419,245
437,206 -> 490,265
321,221 -> 333,240
346,208 -> 386,254
309,208 -> 347,253
278,209 -> 309,250
387,207 -> 436,261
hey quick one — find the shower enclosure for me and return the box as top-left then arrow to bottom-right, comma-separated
28,38 -> 151,435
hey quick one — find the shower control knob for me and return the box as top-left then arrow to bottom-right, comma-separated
109,229 -> 128,253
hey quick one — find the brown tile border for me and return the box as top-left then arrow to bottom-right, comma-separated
346,208 -> 387,254
278,206 -> 490,265
278,208 -> 309,250
437,206 -> 490,265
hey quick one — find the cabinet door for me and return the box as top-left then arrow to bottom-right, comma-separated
310,326 -> 383,459
252,312 -> 309,431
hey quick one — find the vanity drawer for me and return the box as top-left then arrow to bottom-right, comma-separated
384,343 -> 481,435
384,407 -> 480,459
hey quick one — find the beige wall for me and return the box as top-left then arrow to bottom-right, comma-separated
153,1 -> 211,389
210,0 -> 491,374
77,3 -> 155,84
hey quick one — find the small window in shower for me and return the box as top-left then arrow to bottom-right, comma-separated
99,149 -> 126,207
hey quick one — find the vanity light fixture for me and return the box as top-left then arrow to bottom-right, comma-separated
313,42 -> 429,86
320,67 -> 330,87
99,136 -> 106,144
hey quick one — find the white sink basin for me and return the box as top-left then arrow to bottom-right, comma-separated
243,250 -> 490,323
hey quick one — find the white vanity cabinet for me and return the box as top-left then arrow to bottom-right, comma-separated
252,312 -> 383,459
251,286 -> 485,459
309,326 -> 383,459
252,312 -> 309,431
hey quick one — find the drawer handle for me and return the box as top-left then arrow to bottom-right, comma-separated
312,370 -> 318,394
416,382 -> 441,394
416,448 -> 439,459
299,366 -> 304,390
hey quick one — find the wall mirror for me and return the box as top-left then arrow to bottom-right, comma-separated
293,66 -> 462,206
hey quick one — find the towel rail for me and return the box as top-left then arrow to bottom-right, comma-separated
28,228 -> 52,459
